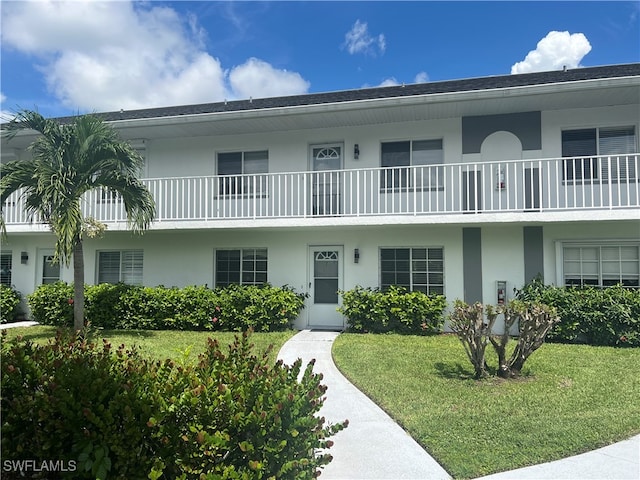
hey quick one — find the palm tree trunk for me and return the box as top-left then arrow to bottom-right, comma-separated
73,239 -> 85,330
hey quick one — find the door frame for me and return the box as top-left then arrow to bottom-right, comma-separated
309,143 -> 343,216
36,248 -> 60,286
307,245 -> 345,330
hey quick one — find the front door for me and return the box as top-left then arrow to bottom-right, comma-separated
308,246 -> 345,329
310,145 -> 342,215
38,249 -> 60,285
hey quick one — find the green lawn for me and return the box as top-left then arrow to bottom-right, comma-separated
332,333 -> 640,479
1,326 -> 296,364
4,326 -> 639,478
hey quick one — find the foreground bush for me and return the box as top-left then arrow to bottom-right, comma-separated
1,329 -> 347,479
339,285 -> 447,334
0,284 -> 22,323
28,283 -> 306,331
516,279 -> 640,347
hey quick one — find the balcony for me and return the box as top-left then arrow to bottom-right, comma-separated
3,155 -> 639,230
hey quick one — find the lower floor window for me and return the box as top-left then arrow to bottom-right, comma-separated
1,253 -> 11,286
563,244 -> 639,288
215,248 -> 267,288
98,250 -> 143,285
380,247 -> 444,295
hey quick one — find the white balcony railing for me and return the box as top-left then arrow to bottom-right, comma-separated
3,155 -> 639,226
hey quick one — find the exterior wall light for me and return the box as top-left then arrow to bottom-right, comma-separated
21,252 -> 29,265
354,248 -> 360,263
354,144 -> 360,160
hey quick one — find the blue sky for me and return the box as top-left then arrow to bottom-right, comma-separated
1,1 -> 639,119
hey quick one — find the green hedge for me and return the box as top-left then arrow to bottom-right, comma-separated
338,285 -> 447,334
27,283 -> 307,331
0,284 -> 22,323
1,330 -> 346,479
516,279 -> 640,347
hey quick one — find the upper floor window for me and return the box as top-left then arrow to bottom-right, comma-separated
217,150 -> 268,196
381,140 -> 444,191
97,250 -> 143,285
1,253 -> 12,286
562,126 -> 637,182
563,243 -> 639,288
380,247 -> 444,295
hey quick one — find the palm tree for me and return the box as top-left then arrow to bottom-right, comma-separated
1,110 -> 155,330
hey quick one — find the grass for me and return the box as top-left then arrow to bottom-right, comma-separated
1,326 -> 296,364
4,326 -> 638,478
332,333 -> 640,479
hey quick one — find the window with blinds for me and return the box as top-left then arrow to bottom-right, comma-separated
599,127 -> 637,181
97,250 -> 143,285
561,126 -> 637,182
563,244 -> 639,288
0,253 -> 12,286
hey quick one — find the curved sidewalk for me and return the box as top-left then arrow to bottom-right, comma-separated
278,329 -> 451,479
278,330 -> 640,480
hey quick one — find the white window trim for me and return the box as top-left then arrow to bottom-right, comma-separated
96,249 -> 144,285
555,240 -> 640,288
215,150 -> 269,198
560,126 -> 637,183
378,246 -> 445,295
380,139 -> 445,192
1,251 -> 12,287
213,247 -> 268,288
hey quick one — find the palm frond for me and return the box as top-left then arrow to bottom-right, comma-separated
3,109 -> 156,265
92,172 -> 156,232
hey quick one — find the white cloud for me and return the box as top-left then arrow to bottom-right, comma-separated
377,78 -> 400,87
343,20 -> 386,56
0,92 -> 13,122
228,58 -> 310,99
414,72 -> 429,83
0,1 -> 310,112
511,31 -> 592,74
367,72 -> 429,89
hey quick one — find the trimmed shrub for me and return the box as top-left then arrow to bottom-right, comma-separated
516,278 -> 640,347
27,281 -> 74,327
0,284 -> 22,323
339,285 -> 447,334
213,284 -> 307,332
27,283 -> 307,331
1,329 -> 347,479
85,283 -> 134,329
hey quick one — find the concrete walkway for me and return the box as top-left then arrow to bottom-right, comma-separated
278,329 -> 451,479
476,435 -> 640,480
0,320 -> 38,330
278,330 -> 640,480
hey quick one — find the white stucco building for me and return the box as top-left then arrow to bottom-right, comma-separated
2,63 -> 639,329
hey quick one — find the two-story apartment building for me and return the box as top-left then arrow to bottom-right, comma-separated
2,63 -> 639,329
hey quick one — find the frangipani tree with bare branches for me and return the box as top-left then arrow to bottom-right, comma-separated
449,300 -> 559,379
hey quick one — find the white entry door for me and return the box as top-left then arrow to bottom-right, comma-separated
308,246 -> 345,329
310,144 -> 342,215
37,249 -> 60,285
